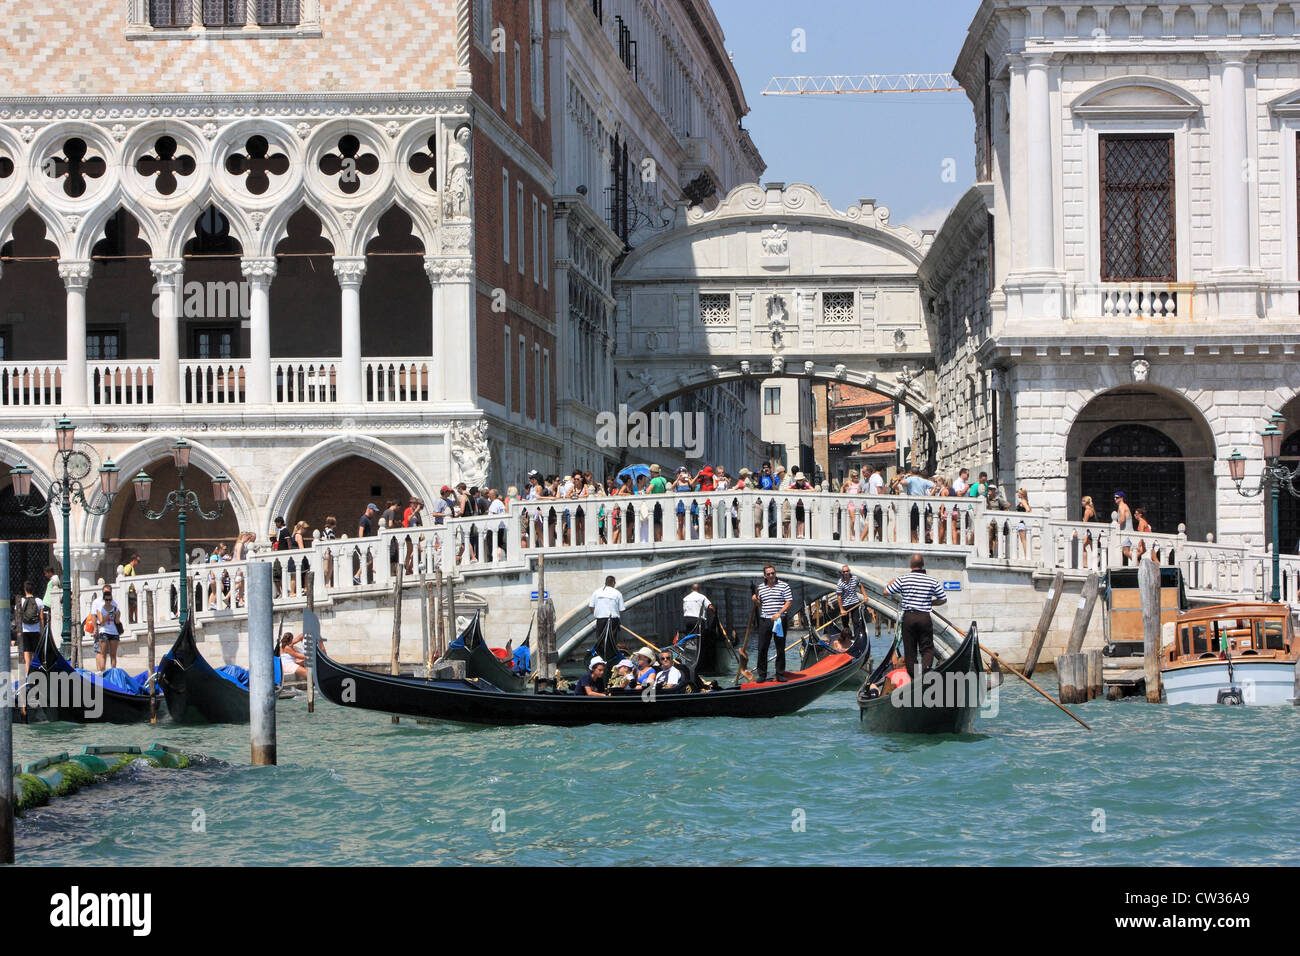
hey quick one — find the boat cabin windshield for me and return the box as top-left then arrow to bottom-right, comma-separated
1176,615 -> 1290,658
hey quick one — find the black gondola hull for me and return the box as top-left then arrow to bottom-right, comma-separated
315,639 -> 867,727
160,623 -> 251,724
25,633 -> 157,724
857,627 -> 983,735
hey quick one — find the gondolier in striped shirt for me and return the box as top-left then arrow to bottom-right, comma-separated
885,554 -> 948,677
834,565 -> 869,651
752,565 -> 794,682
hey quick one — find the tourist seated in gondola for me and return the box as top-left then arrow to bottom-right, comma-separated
654,649 -> 685,691
608,658 -> 636,690
279,632 -> 309,680
577,657 -> 608,696
632,646 -> 657,686
862,651 -> 912,700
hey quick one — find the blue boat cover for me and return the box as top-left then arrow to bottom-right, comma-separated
215,658 -> 283,687
217,664 -> 250,688
512,644 -> 531,674
75,667 -> 150,697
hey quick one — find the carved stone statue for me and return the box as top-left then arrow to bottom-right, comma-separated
761,224 -> 788,257
444,124 -> 472,220
771,355 -> 785,375
803,360 -> 815,375
450,419 -> 490,488
834,363 -> 847,379
1131,358 -> 1150,383
739,360 -> 751,376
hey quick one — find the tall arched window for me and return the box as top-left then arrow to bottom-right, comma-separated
1080,424 -> 1185,533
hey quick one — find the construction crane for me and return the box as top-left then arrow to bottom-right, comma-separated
762,74 -> 961,95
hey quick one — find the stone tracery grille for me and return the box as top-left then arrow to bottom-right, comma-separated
698,293 -> 732,326
822,291 -> 855,324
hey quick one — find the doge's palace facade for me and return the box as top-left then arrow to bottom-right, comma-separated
0,1 -> 526,585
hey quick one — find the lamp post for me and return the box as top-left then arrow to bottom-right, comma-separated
132,438 -> 231,626
1227,413 -> 1300,603
8,417 -> 121,657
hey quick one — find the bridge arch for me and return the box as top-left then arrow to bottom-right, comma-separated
555,550 -> 963,661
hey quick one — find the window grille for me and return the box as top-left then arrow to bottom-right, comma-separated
1099,135 -> 1176,281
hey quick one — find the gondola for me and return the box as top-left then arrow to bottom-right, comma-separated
315,630 -> 869,727
856,623 -> 984,735
440,611 -> 529,692
20,628 -> 156,724
801,604 -> 875,690
160,619 -> 280,724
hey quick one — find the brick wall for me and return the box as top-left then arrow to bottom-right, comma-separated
1,2 -> 459,96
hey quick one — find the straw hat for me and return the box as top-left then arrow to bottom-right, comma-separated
634,646 -> 655,661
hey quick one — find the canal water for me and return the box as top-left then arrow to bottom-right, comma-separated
11,642 -> 1300,866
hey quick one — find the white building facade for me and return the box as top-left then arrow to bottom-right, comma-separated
924,0 -> 1300,549
549,0 -> 767,477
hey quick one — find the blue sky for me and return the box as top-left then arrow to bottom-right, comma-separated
710,0 -> 983,233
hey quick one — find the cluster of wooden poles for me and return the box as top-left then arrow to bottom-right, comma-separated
1021,560 -> 1166,706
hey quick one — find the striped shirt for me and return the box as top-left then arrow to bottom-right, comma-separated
756,580 -> 793,617
885,572 -> 947,613
835,575 -> 864,609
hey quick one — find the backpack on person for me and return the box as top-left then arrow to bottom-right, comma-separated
21,596 -> 40,626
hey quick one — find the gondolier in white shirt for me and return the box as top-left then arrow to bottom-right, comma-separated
588,575 -> 626,655
678,582 -> 712,640
885,554 -> 948,677
833,565 -> 870,651
752,565 -> 794,682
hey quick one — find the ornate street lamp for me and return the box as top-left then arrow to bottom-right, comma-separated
1226,416 -> 1300,603
8,417 -> 121,657
132,438 -> 230,625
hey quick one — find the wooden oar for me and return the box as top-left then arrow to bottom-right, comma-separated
978,644 -> 1091,730
714,615 -> 754,682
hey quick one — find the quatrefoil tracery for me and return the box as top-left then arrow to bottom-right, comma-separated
224,135 -> 290,196
318,134 -> 379,195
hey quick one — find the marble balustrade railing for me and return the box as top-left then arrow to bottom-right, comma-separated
50,493 -> 1289,646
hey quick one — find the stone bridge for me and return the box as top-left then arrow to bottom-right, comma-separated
72,488 -> 1283,676
612,182 -> 939,433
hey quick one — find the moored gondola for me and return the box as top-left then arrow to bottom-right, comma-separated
856,623 -> 984,735
21,628 -> 156,724
160,619 -> 280,724
315,630 -> 869,727
440,611 -> 529,692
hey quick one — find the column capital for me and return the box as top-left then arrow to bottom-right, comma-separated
424,256 -> 473,282
240,257 -> 278,284
58,260 -> 93,289
332,256 -> 367,286
150,257 -> 185,287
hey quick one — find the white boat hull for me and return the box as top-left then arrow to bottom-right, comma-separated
1161,659 -> 1299,706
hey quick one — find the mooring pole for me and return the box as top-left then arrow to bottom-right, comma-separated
1023,569 -> 1065,678
248,562 -> 276,765
446,570 -> 458,645
390,564 -> 404,724
304,572 -> 316,714
1139,556 -> 1163,703
419,565 -> 430,679
433,565 -> 445,663
1,542 -> 15,864
146,588 -> 158,724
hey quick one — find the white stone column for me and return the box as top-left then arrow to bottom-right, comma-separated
241,258 -> 277,405
425,256 -> 475,405
333,257 -> 366,405
1218,54 -> 1251,271
1024,54 -> 1055,273
59,260 -> 92,407
151,258 -> 183,404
